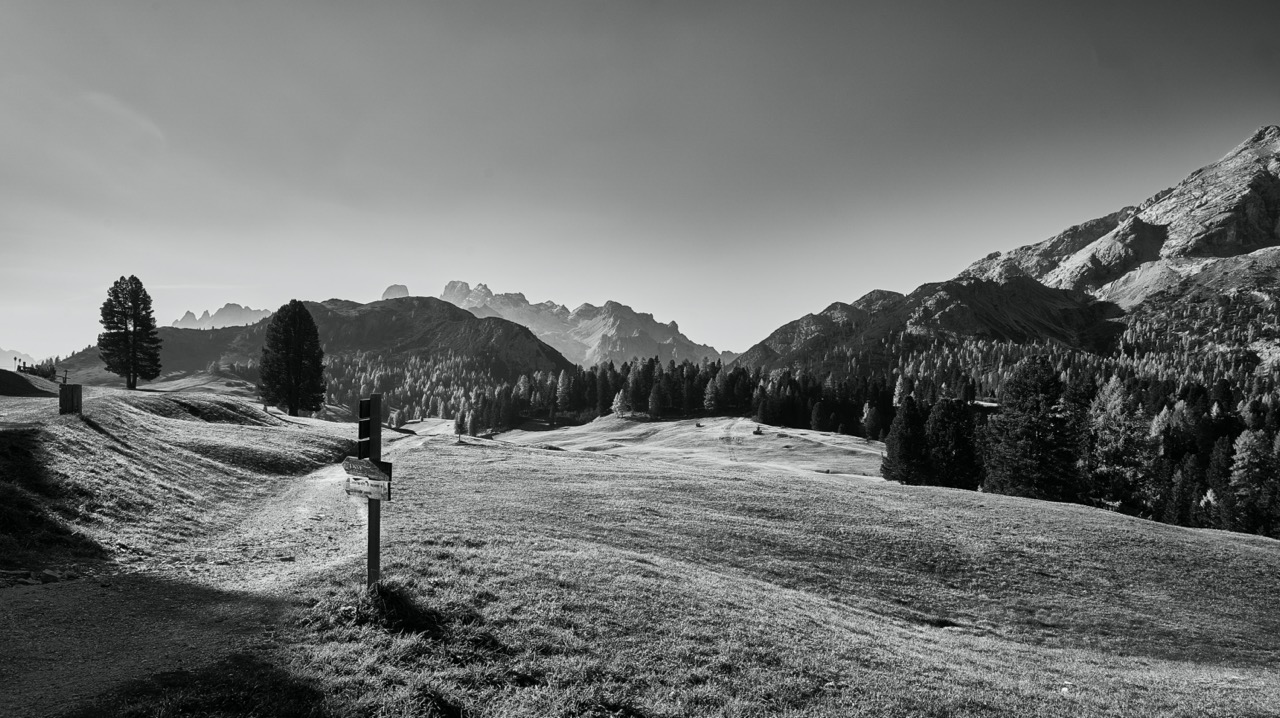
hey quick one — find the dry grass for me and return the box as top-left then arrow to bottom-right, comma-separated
0,388 -> 351,569
21,398 -> 1280,716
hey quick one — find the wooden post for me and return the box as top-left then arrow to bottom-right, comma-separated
346,393 -> 392,588
365,394 -> 382,588
59,384 -> 82,415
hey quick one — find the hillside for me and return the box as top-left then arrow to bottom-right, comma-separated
442,281 -> 738,367
3,385 -> 1277,717
734,276 -> 1123,372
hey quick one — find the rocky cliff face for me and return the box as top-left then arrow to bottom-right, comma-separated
440,281 -> 737,367
171,304 -> 273,330
965,125 -> 1280,308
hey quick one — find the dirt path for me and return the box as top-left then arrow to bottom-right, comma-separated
0,459 -> 376,717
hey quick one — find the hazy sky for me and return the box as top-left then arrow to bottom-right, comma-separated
3,0 -> 1279,360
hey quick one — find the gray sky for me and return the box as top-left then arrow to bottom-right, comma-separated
3,0 -> 1279,360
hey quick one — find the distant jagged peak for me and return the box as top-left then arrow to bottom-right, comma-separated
171,303 -> 273,329
438,280 -> 731,367
381,284 -> 409,300
440,280 -> 472,304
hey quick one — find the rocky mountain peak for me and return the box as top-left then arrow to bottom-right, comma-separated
438,281 -> 735,367
171,304 -> 272,330
381,284 -> 409,300
961,126 -> 1280,309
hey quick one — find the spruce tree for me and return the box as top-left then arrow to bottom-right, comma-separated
1205,435 -> 1237,530
984,356 -> 1086,502
924,398 -> 981,490
1087,376 -> 1154,512
881,396 -> 930,485
1230,429 -> 1276,535
259,299 -> 325,417
97,275 -> 162,390
648,382 -> 663,419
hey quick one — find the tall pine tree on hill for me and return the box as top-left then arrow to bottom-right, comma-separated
97,275 -> 162,390
259,300 -> 325,417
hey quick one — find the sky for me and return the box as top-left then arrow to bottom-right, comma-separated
3,0 -> 1279,361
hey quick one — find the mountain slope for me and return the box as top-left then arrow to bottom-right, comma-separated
738,126 -> 1280,372
965,125 -> 1280,308
441,281 -> 737,367
735,277 -> 1123,372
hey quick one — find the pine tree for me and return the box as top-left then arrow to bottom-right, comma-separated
810,400 -> 827,432
611,389 -> 630,418
1087,376 -> 1154,512
703,379 -> 719,413
924,398 -> 981,490
97,275 -> 162,390
1204,435 -> 1236,530
984,356 -> 1086,502
1230,429 -> 1276,535
556,369 -> 573,414
881,396 -> 930,485
259,299 -> 325,416
648,381 -> 664,419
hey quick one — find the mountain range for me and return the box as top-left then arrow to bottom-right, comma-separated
171,304 -> 274,330
57,126 -> 1280,392
64,297 -> 572,387
735,125 -> 1280,371
440,281 -> 737,367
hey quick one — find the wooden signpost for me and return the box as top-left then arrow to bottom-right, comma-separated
344,393 -> 392,587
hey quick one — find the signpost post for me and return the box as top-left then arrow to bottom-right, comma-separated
344,393 -> 392,587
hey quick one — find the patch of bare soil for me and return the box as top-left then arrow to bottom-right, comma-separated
0,461 -> 372,717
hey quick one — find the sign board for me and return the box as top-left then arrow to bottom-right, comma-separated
342,457 -> 392,482
345,478 -> 391,501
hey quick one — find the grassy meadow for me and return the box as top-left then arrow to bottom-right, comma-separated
67,415 -> 1280,717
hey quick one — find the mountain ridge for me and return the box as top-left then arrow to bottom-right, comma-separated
736,126 -> 1280,372
171,303 -> 273,330
964,124 -> 1280,309
441,281 -> 738,367
62,296 -> 573,387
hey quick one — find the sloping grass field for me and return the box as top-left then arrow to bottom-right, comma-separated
4,378 -> 1277,717
0,372 -> 351,568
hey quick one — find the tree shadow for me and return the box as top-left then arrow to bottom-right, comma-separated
0,426 -> 105,568
55,652 -> 332,718
1,572 -> 305,717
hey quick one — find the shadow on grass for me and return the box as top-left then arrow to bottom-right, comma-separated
3,571 -> 304,717
302,578 -> 487,639
0,426 -> 105,568
56,653 -> 332,718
